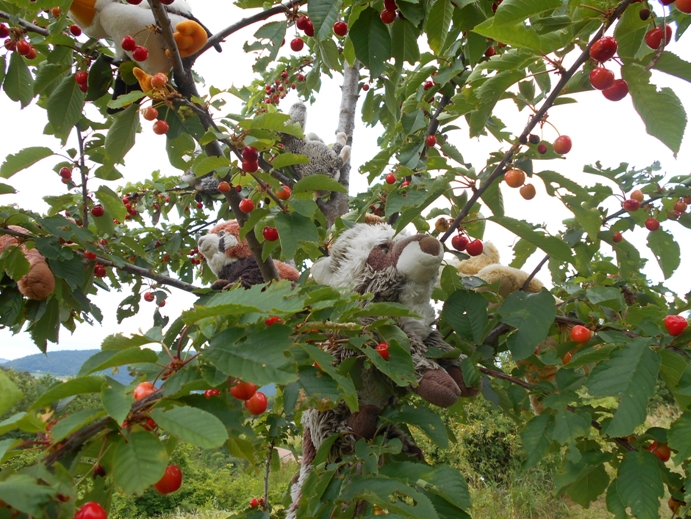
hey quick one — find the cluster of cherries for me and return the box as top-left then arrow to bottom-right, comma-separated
380,0 -> 400,24
451,233 -> 484,256
143,290 -> 166,307
290,14 -> 314,51
187,246 -> 205,265
58,166 -> 73,184
1,24 -> 38,59
249,496 -> 266,508
229,379 -> 268,415
588,36 -> 628,101
261,69 -> 306,106
615,190 -> 689,241
504,168 -> 536,200
121,34 -> 149,62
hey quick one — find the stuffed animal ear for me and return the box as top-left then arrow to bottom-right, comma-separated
310,257 -> 333,285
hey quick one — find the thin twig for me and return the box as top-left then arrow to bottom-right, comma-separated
0,11 -> 50,37
263,439 -> 275,511
76,123 -> 89,228
521,255 -> 549,291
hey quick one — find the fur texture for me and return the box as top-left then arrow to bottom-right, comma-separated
69,0 -> 208,75
0,226 -> 55,300
280,103 -> 350,196
197,221 -> 299,289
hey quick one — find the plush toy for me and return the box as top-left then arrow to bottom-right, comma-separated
0,226 -> 55,300
286,223 -> 479,519
453,242 -> 556,414
68,0 -> 210,76
280,102 -> 350,193
197,220 -> 299,289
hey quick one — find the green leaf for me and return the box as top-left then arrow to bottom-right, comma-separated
28,297 -> 61,352
101,377 -> 132,426
391,19 -> 420,65
4,52 -> 33,107
95,185 -> 128,222
473,18 -> 571,53
426,0 -> 454,54
203,325 -> 297,386
191,156 -> 231,177
46,75 -> 84,141
622,64 -> 687,156
562,196 -> 602,241
0,474 -> 56,517
112,431 -> 168,495
349,7 -> 392,78
553,410 -> 589,445
150,406 -> 228,448
646,229 -> 680,279
0,147 -> 53,179
493,0 -> 561,25
51,408 -> 105,442
101,333 -> 158,351
0,182 -> 15,194
654,51 -> 691,82
78,347 -> 159,376
616,451 -> 664,519
293,174 -> 347,194
563,462 -> 610,508
668,412 -> 691,463
309,0 -> 343,40
520,413 -> 555,467
2,246 -> 30,281
30,376 -> 104,410
250,112 -> 302,136
104,104 -> 139,167
587,338 -> 660,437
275,212 -> 319,259
270,152 -> 310,168
0,371 -> 22,416
606,481 -> 628,519
491,216 -> 574,265
383,405 -> 449,449
340,476 -> 440,519
441,290 -> 488,343
500,289 -> 556,360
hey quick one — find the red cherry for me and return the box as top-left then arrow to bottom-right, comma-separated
16,40 -> 31,56
154,465 -> 183,495
134,381 -> 156,401
204,389 -> 220,399
84,251 -> 97,260
59,167 -> 72,178
362,83 -> 370,91
0,24 -> 8,39
537,143 -> 547,154
75,502 -> 107,519
245,392 -> 268,415
69,24 -> 82,36
304,21 -> 315,37
78,82 -> 88,92
380,9 -> 396,23
375,342 -> 390,360
466,239 -> 484,256
385,173 -> 396,184
677,0 -> 691,12
153,120 -> 169,135
290,38 -> 304,52
504,168 -> 525,188
333,21 -> 348,36
451,235 -> 469,251
589,68 -> 615,90
121,35 -> 136,52
612,231 -> 623,242
553,135 -> 572,154
296,15 -> 310,30
242,160 -> 258,173
426,135 -> 437,147
646,441 -> 672,462
589,36 -> 618,62
520,184 -> 536,200
385,0 -> 398,10
94,264 -> 107,278
263,226 -> 279,241
401,181 -> 410,188
239,199 -> 255,213
144,291 -> 155,302
242,146 -> 259,162
645,217 -> 660,231
623,198 -> 640,211
230,381 -> 258,400
631,189 -> 644,202
562,351 -> 573,365
150,73 -> 167,88
142,106 -> 158,121
484,46 -> 497,57
645,26 -> 672,50
132,45 -> 149,61
570,325 -> 591,343
664,315 -> 688,336
196,201 -> 203,209
423,80 -> 434,90
91,205 -> 105,217
126,0 -> 143,3
25,46 -> 37,60
250,498 -> 259,508
265,316 -> 284,326
4,38 -> 16,52
674,200 -> 687,213
276,186 -> 291,200
602,79 -> 628,101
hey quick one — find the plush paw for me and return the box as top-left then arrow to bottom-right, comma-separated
347,404 -> 381,440
210,279 -> 231,291
446,366 -> 481,398
172,20 -> 208,58
413,369 -> 461,408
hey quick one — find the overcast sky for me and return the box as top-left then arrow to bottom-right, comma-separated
1,2 -> 690,360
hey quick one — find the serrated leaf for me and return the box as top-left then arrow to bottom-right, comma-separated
622,64 -> 687,156
0,147 -> 54,179
270,152 -> 310,168
616,451 -> 664,519
275,211 -> 319,259
383,405 -> 449,449
95,185 -> 128,222
654,51 -> 691,82
606,481 -> 629,519
426,0 -> 453,54
564,463 -> 609,508
104,104 -> 138,167
251,112 -> 302,136
668,412 -> 691,463
553,410 -> 589,445
493,0 -> 561,25
30,377 -> 104,410
562,196 -> 602,241
51,408 -> 105,442
4,52 -> 33,107
520,413 -> 555,467
309,0 -> 343,40
112,431 -> 168,495
500,289 -> 556,360
646,229 -> 680,279
349,7 -> 392,78
191,156 -> 231,177
150,406 -> 228,448
2,246 -> 30,281
101,333 -> 158,351
293,173 -> 347,193
101,377 -> 132,425
473,18 -> 571,53
587,338 -> 660,437
391,19 -> 420,65
0,371 -> 22,416
0,474 -> 56,517
340,476 -> 440,519
47,75 -> 84,141
78,347 -> 158,376
491,216 -> 574,264
441,290 -> 488,343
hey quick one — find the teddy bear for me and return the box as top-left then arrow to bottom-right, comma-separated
196,220 -> 299,289
0,226 -> 55,300
68,0 -> 210,76
453,242 -> 556,414
280,102 -> 351,194
286,222 -> 479,519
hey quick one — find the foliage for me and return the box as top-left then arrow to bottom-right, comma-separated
0,0 -> 690,518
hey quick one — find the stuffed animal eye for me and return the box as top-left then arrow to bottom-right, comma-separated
218,231 -> 225,236
379,244 -> 389,253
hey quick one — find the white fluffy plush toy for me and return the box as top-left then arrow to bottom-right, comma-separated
68,0 -> 209,76
280,102 -> 351,193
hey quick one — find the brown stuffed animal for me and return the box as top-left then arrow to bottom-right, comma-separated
197,220 -> 299,289
0,226 -> 55,300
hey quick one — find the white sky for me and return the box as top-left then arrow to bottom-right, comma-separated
1,2 -> 690,360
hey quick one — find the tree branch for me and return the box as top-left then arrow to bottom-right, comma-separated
440,0 -> 636,243
0,11 -> 50,37
76,123 -> 89,228
521,254 -> 549,291
263,439 -> 275,511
